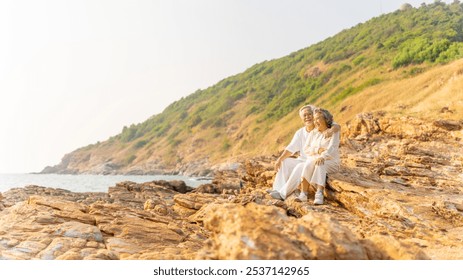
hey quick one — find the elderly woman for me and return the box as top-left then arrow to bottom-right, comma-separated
270,105 -> 339,200
298,108 -> 340,205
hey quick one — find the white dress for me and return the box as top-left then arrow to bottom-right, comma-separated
301,130 -> 340,188
272,127 -> 315,199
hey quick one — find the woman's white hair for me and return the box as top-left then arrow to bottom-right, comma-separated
314,108 -> 334,128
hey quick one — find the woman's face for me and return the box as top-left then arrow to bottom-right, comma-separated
299,108 -> 314,127
314,112 -> 328,131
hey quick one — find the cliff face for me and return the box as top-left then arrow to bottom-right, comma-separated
3,112 -> 462,260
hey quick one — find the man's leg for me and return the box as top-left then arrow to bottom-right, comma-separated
272,158 -> 302,192
278,161 -> 305,199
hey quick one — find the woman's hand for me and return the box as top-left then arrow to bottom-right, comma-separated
315,157 -> 325,166
317,147 -> 326,154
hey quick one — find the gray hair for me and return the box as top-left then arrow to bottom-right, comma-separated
314,108 -> 334,128
299,104 -> 315,114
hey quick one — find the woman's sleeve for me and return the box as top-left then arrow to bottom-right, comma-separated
320,131 -> 340,160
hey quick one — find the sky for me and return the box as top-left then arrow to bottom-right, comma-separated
0,0 -> 454,173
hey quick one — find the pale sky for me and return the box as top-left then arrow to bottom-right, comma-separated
0,0 -> 453,173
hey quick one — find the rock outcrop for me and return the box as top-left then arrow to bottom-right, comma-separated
1,113 -> 462,259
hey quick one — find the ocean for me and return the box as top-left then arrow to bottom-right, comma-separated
0,173 -> 211,193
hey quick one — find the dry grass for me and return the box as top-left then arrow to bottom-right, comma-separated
336,59 -> 463,123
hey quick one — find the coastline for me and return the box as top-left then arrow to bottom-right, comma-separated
0,173 -> 212,193
1,112 -> 462,260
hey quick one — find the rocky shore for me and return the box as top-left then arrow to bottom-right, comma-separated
1,113 -> 462,260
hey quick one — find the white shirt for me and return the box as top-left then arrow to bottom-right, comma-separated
285,127 -> 315,160
304,130 -> 340,162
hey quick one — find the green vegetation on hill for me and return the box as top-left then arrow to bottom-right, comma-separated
56,2 -> 463,172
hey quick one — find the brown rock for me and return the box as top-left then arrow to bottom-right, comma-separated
0,186 -> 207,260
2,111 -> 462,260
433,120 -> 462,131
364,235 -> 429,260
432,201 -> 463,226
346,112 -> 381,138
198,203 -> 303,259
28,196 -> 95,225
198,203 -> 372,260
149,180 -> 193,194
0,200 -> 109,260
174,193 -> 221,211
154,204 -> 168,216
0,192 -> 4,211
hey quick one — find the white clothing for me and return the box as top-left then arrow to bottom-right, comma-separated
272,158 -> 305,197
304,128 -> 340,162
284,122 -> 338,160
301,130 -> 340,187
285,127 -> 313,160
272,127 -> 315,198
272,124 -> 340,199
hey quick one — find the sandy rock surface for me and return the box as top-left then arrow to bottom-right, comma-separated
1,113 -> 462,259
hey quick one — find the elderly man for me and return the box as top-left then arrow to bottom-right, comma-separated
270,105 -> 339,200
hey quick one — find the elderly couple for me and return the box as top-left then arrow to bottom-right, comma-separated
269,105 -> 340,205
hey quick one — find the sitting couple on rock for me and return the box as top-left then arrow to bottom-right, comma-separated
269,105 -> 340,205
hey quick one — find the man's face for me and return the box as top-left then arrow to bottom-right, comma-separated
299,108 -> 313,127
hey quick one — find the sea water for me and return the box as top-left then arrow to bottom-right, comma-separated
0,173 -> 211,193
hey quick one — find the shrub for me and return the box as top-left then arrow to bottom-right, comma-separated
120,125 -> 138,142
125,154 -> 137,165
133,140 -> 148,149
189,115 -> 202,128
352,55 -> 366,66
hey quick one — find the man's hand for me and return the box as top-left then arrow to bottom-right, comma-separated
317,147 -> 326,154
324,124 -> 340,138
323,128 -> 333,138
315,157 -> 325,166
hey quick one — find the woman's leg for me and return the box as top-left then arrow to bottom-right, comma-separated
296,158 -> 317,202
313,183 -> 325,205
310,160 -> 340,205
309,165 -> 327,187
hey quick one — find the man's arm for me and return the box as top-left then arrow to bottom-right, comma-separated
323,123 -> 340,138
274,150 -> 293,171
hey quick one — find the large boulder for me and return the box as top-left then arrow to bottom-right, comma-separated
196,202 -> 372,260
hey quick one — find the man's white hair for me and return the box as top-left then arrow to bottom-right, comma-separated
299,104 -> 315,113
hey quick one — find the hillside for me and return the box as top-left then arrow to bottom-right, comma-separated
42,2 -> 463,175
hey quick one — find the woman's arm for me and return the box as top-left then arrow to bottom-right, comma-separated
320,131 -> 340,160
